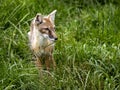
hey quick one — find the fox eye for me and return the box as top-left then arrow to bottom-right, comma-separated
44,28 -> 50,31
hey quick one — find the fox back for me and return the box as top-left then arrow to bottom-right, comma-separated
28,10 -> 57,70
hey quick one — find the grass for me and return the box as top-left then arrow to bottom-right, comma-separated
0,0 -> 120,90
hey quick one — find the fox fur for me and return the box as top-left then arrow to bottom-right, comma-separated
28,10 -> 57,71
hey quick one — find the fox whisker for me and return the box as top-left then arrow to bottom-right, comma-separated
44,42 -> 55,49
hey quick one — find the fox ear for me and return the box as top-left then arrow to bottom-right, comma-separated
48,10 -> 57,24
35,13 -> 43,24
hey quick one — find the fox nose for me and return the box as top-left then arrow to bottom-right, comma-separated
55,37 -> 58,41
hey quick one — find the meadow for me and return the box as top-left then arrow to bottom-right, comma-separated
0,0 -> 120,90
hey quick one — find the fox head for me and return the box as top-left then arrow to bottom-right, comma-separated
30,10 -> 58,41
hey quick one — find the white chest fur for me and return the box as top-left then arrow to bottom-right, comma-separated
28,27 -> 54,55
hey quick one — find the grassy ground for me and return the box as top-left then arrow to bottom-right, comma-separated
0,0 -> 120,90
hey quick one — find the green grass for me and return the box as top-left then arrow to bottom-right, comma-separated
0,0 -> 120,90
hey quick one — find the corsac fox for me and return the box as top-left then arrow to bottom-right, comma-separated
28,10 -> 57,71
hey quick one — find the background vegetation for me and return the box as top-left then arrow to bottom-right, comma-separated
0,0 -> 120,90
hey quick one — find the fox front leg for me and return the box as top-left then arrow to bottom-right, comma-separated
45,55 -> 51,71
35,57 -> 42,70
51,55 -> 56,70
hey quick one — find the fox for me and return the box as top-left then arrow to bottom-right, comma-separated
28,10 -> 58,71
